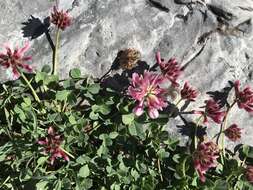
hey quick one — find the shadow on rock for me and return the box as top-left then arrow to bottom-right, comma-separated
100,59 -> 149,92
177,121 -> 207,139
21,16 -> 55,51
206,80 -> 234,108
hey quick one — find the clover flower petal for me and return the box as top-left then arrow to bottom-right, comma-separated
0,42 -> 33,80
180,82 -> 198,101
128,71 -> 167,119
38,127 -> 69,165
156,52 -> 182,87
194,99 -> 226,124
224,124 -> 242,142
51,6 -> 71,30
234,80 -> 253,114
193,141 -> 219,182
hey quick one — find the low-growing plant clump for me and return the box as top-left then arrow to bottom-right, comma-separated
0,3 -> 253,190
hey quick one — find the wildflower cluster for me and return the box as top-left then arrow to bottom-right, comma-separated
0,42 -> 32,80
128,71 -> 167,119
156,52 -> 182,87
194,99 -> 226,124
51,6 -> 71,30
0,4 -> 253,190
193,141 -> 219,182
224,124 -> 242,142
38,127 -> 69,165
234,80 -> 253,113
180,82 -> 198,101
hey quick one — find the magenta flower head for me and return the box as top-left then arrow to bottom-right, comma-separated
38,126 -> 69,165
193,141 -> 219,182
128,71 -> 168,119
180,82 -> 198,101
0,42 -> 33,80
194,99 -> 226,124
234,80 -> 253,114
246,165 -> 253,184
224,124 -> 242,142
156,52 -> 182,87
51,6 -> 71,30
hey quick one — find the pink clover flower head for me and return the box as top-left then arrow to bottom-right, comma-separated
224,124 -> 242,142
128,71 -> 167,119
180,82 -> 198,101
234,80 -> 253,114
193,141 -> 219,182
0,42 -> 33,80
38,126 -> 69,165
156,51 -> 182,87
246,165 -> 253,184
194,99 -> 226,124
51,6 -> 71,30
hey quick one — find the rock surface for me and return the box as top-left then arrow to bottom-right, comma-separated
0,0 -> 252,147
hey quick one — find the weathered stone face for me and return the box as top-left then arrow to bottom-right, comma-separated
0,0 -> 252,147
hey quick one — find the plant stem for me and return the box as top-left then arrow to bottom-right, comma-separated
241,156 -> 247,167
4,108 -> 12,139
20,72 -> 41,103
60,147 -> 75,159
220,101 -> 236,158
194,115 -> 203,150
52,28 -> 60,75
98,68 -> 112,82
175,98 -> 182,106
0,176 -> 10,189
157,158 -> 163,182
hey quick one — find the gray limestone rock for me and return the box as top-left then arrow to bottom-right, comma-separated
0,0 -> 252,148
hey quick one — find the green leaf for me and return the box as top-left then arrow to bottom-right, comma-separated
172,154 -> 180,163
45,75 -> 59,84
37,156 -> 48,166
131,169 -> 140,180
111,183 -> 121,190
41,64 -> 51,73
109,132 -> 118,139
54,180 -> 62,190
35,72 -> 47,83
69,115 -> 77,125
63,79 -> 75,88
129,122 -> 145,140
76,155 -> 90,164
97,145 -> 109,156
21,97 -> 32,110
99,134 -> 113,146
122,113 -> 135,125
78,165 -> 90,178
23,97 -> 31,106
243,145 -> 249,157
89,111 -> 99,120
14,106 -> 26,121
88,83 -> 100,94
157,149 -> 170,159
214,179 -> 228,190
70,68 -> 81,79
92,104 -> 111,115
56,90 -> 71,101
128,124 -> 137,136
36,180 -> 49,190
141,176 -> 156,190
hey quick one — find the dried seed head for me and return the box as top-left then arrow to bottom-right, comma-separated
118,48 -> 141,70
